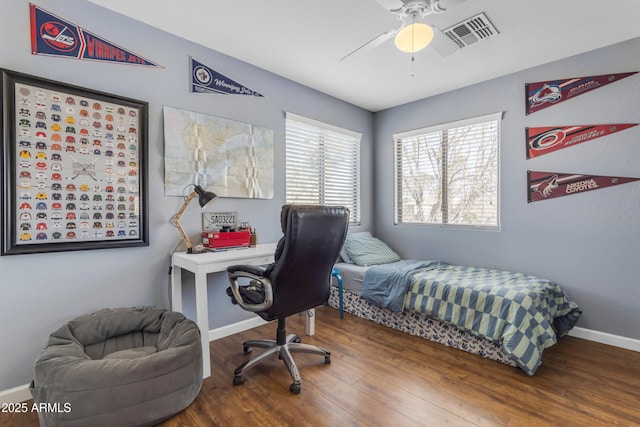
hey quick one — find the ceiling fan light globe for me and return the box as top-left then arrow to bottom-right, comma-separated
394,22 -> 434,53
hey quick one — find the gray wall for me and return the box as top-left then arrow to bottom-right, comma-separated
373,37 -> 640,340
1,0 -> 638,394
0,0 -> 374,390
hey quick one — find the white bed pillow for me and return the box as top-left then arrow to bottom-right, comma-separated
343,235 -> 400,266
340,231 -> 371,263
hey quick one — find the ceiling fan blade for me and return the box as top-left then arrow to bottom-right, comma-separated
441,0 -> 467,7
369,0 -> 405,11
432,0 -> 467,13
429,26 -> 459,57
340,29 -> 397,61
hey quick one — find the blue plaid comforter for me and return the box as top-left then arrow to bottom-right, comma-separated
362,262 -> 581,375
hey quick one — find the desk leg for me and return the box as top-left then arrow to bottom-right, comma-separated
170,264 -> 183,312
194,271 -> 211,379
305,308 -> 315,336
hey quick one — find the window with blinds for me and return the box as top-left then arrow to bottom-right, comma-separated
285,113 -> 361,225
394,112 -> 501,229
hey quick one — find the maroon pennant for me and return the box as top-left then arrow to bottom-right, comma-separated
526,123 -> 638,159
527,171 -> 640,202
525,72 -> 637,115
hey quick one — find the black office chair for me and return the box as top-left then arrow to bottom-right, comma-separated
226,205 -> 349,393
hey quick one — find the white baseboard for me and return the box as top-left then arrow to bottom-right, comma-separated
208,317 -> 267,341
2,324 -> 637,405
568,327 -> 640,352
0,384 -> 31,405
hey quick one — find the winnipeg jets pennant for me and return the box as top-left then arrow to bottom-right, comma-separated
30,4 -> 162,67
527,171 -> 640,202
525,124 -> 638,159
525,72 -> 637,115
191,57 -> 263,97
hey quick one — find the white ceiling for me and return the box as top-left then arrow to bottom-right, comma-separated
87,0 -> 640,112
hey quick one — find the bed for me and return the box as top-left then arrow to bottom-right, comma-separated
328,233 -> 582,375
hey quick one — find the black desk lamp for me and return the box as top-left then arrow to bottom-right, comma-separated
170,185 -> 218,254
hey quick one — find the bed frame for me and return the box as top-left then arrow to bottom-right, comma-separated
327,284 -> 517,368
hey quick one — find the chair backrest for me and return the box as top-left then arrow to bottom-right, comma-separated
266,205 -> 349,318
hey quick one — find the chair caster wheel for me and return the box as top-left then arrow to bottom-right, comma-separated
243,346 -> 252,354
324,355 -> 331,364
292,336 -> 302,343
233,375 -> 245,386
289,383 -> 301,394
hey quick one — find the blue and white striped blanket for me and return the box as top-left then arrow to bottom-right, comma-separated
362,261 -> 581,375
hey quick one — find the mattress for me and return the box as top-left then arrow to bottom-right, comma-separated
332,262 -> 367,294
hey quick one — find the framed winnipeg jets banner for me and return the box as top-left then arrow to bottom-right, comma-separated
1,69 -> 149,255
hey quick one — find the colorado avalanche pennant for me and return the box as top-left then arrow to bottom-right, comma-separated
30,4 -> 161,67
525,72 -> 637,115
527,171 -> 640,202
525,124 -> 638,159
191,57 -> 263,97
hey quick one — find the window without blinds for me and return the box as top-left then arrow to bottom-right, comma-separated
285,113 -> 361,225
394,112 -> 501,229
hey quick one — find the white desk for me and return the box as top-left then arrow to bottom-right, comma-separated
170,242 -> 315,379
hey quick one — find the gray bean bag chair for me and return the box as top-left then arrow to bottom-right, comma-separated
30,306 -> 202,427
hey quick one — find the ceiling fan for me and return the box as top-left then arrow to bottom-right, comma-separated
341,0 -> 466,61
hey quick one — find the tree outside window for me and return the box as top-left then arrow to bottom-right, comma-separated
395,113 -> 501,229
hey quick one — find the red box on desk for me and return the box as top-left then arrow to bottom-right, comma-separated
202,230 -> 251,249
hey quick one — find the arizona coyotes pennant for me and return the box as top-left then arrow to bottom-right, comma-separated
527,171 -> 640,202
191,57 -> 263,96
526,123 -> 638,159
30,4 -> 161,67
525,72 -> 637,115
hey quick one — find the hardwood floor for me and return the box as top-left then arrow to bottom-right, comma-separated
3,305 -> 640,426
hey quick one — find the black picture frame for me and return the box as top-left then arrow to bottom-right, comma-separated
1,69 -> 148,255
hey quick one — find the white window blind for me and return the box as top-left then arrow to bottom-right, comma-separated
394,112 -> 501,229
286,113 -> 361,224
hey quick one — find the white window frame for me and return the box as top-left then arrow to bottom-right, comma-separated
285,112 -> 361,225
394,112 -> 501,230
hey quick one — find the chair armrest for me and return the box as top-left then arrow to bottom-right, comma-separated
227,264 -> 267,276
227,267 -> 273,313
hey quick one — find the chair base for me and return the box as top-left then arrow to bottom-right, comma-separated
233,318 -> 330,394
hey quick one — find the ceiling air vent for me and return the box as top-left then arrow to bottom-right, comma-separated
444,12 -> 499,49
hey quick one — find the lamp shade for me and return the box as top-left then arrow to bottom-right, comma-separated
394,22 -> 434,53
193,185 -> 217,209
